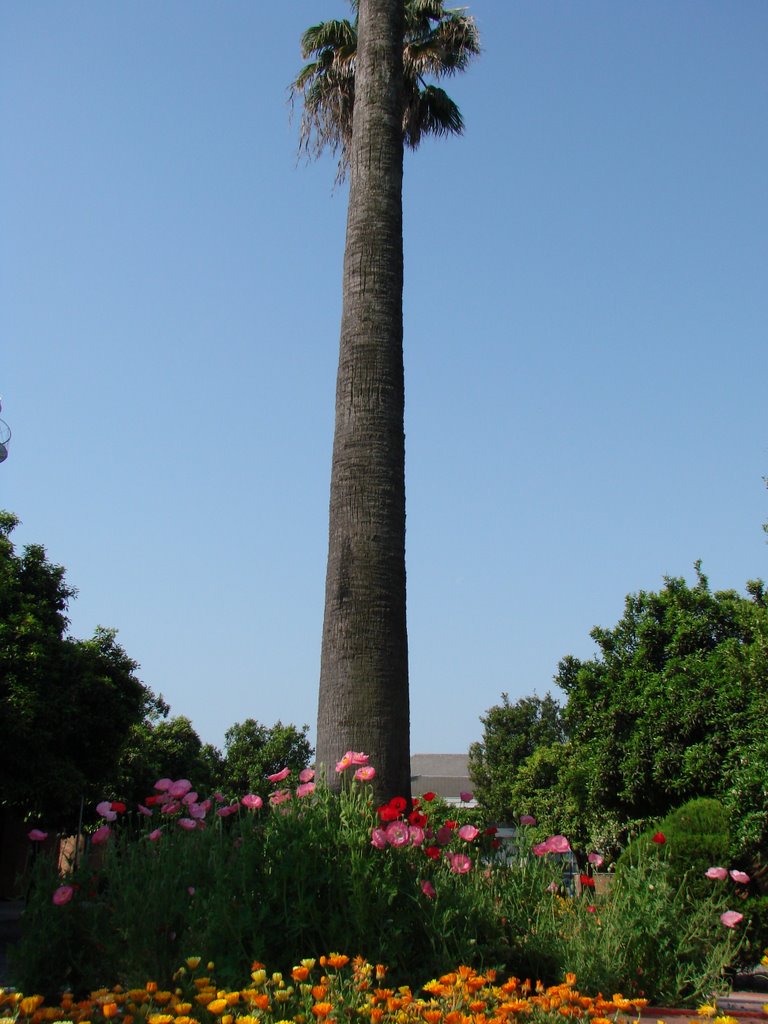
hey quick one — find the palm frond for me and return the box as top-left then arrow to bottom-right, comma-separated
404,84 -> 464,149
300,19 -> 356,60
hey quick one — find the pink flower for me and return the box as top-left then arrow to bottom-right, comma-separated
154,778 -> 173,791
96,801 -> 117,822
354,766 -> 376,782
705,866 -> 728,881
349,751 -> 369,765
409,825 -> 425,847
588,853 -> 604,868
52,885 -> 74,906
385,821 -> 410,847
137,804 -> 153,817
421,879 -> 436,899
547,881 -> 559,893
335,753 -> 353,773
460,791 -> 473,803
161,800 -> 181,815
548,835 -> 571,853
91,825 -> 111,845
28,829 -> 48,842
213,791 -> 226,802
299,768 -> 315,783
267,767 -> 291,783
241,794 -> 263,810
448,852 -> 472,874
720,910 -> 744,928
169,779 -> 193,799
730,870 -> 750,885
216,805 -> 236,817
296,782 -> 316,798
371,828 -> 387,849
178,818 -> 197,831
182,791 -> 199,805
149,828 -> 163,841
269,789 -> 292,805
436,826 -> 454,846
187,886 -> 195,896
458,824 -> 479,842
519,815 -> 537,826
533,841 -> 551,856
188,802 -> 207,819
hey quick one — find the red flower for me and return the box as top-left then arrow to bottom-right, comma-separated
579,874 -> 595,888
492,839 -> 501,850
409,811 -> 428,828
424,846 -> 441,860
144,795 -> 159,806
389,796 -> 407,814
485,826 -> 498,836
652,832 -> 666,845
378,804 -> 399,822
422,792 -> 436,802
443,820 -> 457,829
111,802 -> 126,813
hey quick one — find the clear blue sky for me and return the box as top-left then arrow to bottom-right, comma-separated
2,2 -> 766,759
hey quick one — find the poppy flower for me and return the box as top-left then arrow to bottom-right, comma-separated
652,832 -> 666,844
422,792 -> 436,802
138,804 -> 153,816
460,791 -> 473,803
409,810 -> 428,828
588,852 -> 604,867
519,815 -> 537,826
370,828 -> 387,849
409,825 -> 425,847
447,852 -> 472,874
378,804 -> 399,822
458,824 -> 479,842
154,778 -> 173,791
385,821 -> 410,847
730,870 -> 750,884
705,867 -> 728,881
579,874 -> 595,888
91,825 -> 111,845
299,768 -> 315,783
720,911 -> 744,928
149,828 -> 162,841
267,767 -> 291,783
52,885 -> 74,906
354,766 -> 375,782
421,879 -> 436,899
485,826 -> 498,835
169,779 -> 193,798
389,796 -> 407,814
96,801 -> 117,822
178,818 -> 197,831
110,801 -> 126,813
424,845 -> 441,860
296,781 -> 316,798
269,789 -> 291,805
28,829 -> 48,842
241,794 -> 263,811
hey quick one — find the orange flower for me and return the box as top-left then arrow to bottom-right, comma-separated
206,999 -> 228,1015
101,1004 -> 120,1018
312,986 -> 328,1002
146,984 -> 158,996
19,997 -> 45,1016
292,967 -> 310,983
322,954 -> 349,970
311,1004 -> 333,1019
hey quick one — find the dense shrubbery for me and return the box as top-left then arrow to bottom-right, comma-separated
9,760 -> 749,1007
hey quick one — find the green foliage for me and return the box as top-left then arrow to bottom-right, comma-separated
221,718 -> 313,799
0,513 -> 156,828
556,565 -> 768,859
468,693 -> 566,824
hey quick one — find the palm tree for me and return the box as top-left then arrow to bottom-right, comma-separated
296,0 -> 478,800
291,0 -> 480,180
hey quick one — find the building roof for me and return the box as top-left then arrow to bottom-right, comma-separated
410,754 -> 472,803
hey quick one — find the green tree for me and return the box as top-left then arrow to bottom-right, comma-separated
291,0 -> 480,181
294,0 -> 478,799
468,693 -> 566,823
557,565 -> 768,858
0,512 -> 156,828
221,718 -> 313,798
115,714 -> 224,807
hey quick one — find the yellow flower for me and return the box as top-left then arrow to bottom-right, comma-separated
712,1017 -> 738,1024
301,960 -> 317,971
19,996 -> 46,1015
250,971 -> 267,987
185,959 -> 202,971
175,1005 -> 192,1015
697,1006 -> 717,1018
147,1016 -> 174,1024
206,1000 -> 228,1016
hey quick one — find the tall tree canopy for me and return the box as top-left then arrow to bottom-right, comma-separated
294,0 -> 478,800
222,718 -> 313,798
291,0 -> 480,180
0,512 -> 157,828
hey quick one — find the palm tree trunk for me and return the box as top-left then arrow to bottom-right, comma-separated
316,0 -> 411,803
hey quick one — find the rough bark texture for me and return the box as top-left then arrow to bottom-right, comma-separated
316,0 -> 411,803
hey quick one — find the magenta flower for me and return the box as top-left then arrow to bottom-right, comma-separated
178,818 -> 197,831
216,805 -> 236,817
188,802 -> 207,819
371,828 -> 387,849
28,829 -> 48,842
354,766 -> 376,782
182,791 -> 199,805
730,869 -> 750,884
52,885 -> 74,906
213,791 -> 226,802
721,910 -> 744,928
91,825 -> 111,845
519,814 -> 537,826
137,804 -> 153,817
169,779 -> 193,799
460,791 -> 473,803
154,778 -> 173,791
161,800 -> 181,815
267,767 -> 291,783
241,794 -> 263,810
588,852 -> 604,868
705,866 -> 728,881
148,828 -> 162,841
296,781 -> 316,798
421,879 -> 436,899
448,852 -> 472,874
385,821 -> 410,847
436,825 -> 454,846
458,824 -> 479,842
299,767 -> 315,783
548,834 -> 571,853
409,825 -> 425,847
532,841 -> 551,856
96,801 -> 117,822
269,789 -> 292,805
187,886 -> 195,896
